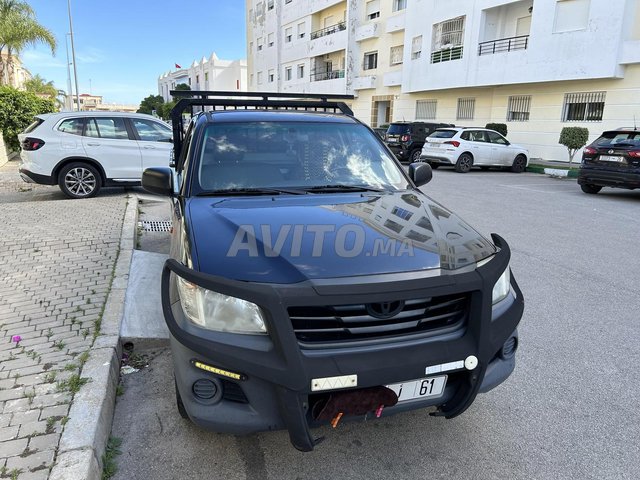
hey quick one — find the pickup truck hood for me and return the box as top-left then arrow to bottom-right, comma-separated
186,191 -> 495,283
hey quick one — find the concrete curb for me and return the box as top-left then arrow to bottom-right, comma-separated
49,194 -> 138,480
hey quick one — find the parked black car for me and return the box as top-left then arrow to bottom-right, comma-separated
578,128 -> 640,194
385,121 -> 454,163
142,91 -> 524,452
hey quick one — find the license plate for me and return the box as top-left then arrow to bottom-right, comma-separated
599,155 -> 625,163
386,375 -> 447,402
429,142 -> 441,148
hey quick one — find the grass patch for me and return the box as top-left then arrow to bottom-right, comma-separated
56,374 -> 89,394
101,436 -> 122,480
78,351 -> 90,366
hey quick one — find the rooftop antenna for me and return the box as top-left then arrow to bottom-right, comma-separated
634,115 -> 637,131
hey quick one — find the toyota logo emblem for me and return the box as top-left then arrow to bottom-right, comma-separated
366,301 -> 405,319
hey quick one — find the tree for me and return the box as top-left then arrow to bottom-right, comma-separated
0,86 -> 55,151
0,1 -> 57,86
559,127 -> 589,166
24,74 -> 57,97
158,100 -> 176,121
174,83 -> 190,92
137,94 -> 164,115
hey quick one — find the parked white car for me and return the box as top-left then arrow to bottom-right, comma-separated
18,111 -> 173,198
420,127 -> 529,173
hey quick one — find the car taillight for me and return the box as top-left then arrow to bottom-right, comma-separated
628,150 -> 640,158
444,141 -> 461,147
583,147 -> 597,155
22,137 -> 45,151
400,135 -> 410,142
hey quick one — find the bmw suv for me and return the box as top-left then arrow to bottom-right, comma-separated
18,111 -> 172,198
578,128 -> 640,194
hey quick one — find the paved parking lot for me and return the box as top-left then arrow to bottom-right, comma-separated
111,170 -> 639,480
0,162 -> 128,479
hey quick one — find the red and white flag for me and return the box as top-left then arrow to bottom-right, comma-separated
175,63 -> 182,69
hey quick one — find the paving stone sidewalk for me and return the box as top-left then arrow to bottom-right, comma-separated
0,162 -> 128,479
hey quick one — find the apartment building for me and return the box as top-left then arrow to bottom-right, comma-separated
246,0 -> 640,160
158,53 -> 248,102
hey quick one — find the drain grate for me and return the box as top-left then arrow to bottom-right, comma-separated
139,220 -> 172,232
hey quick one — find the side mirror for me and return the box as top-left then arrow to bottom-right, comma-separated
142,167 -> 174,196
409,162 -> 433,187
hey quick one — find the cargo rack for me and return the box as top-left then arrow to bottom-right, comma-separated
168,90 -> 355,162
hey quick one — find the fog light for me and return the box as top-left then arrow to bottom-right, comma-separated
192,379 -> 218,400
500,337 -> 518,359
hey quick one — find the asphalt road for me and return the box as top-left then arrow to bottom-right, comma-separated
110,171 -> 640,480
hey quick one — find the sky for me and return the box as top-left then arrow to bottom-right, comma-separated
20,0 -> 247,105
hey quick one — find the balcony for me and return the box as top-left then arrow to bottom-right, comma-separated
383,71 -> 402,87
353,75 -> 377,90
386,12 -> 405,33
431,46 -> 463,64
310,22 -> 346,40
355,22 -> 380,42
310,70 -> 345,82
478,35 -> 529,56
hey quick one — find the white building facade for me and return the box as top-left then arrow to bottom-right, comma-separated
246,0 -> 640,161
157,53 -> 248,102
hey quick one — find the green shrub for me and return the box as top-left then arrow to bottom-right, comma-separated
559,127 -> 589,165
485,123 -> 508,137
0,86 -> 55,152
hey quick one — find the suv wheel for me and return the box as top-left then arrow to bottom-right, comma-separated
455,153 -> 473,173
511,155 -> 527,173
58,162 -> 102,199
409,149 -> 422,163
581,184 -> 602,194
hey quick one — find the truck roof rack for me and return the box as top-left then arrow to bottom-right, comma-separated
168,91 -> 355,163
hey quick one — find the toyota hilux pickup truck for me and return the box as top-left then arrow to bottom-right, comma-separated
142,91 -> 524,451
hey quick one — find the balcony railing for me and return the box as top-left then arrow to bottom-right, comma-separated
430,46 -> 463,64
478,35 -> 529,56
310,69 -> 345,82
310,21 -> 346,40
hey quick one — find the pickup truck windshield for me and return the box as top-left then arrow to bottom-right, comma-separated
195,122 -> 407,193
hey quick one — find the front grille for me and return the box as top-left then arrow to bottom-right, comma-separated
221,379 -> 249,403
289,293 -> 470,345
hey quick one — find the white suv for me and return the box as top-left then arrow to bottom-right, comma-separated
18,111 -> 173,198
420,127 -> 529,173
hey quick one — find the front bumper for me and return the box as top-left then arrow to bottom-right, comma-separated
162,234 -> 524,451
578,166 -> 640,190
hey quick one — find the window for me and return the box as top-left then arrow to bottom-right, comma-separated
257,71 -> 263,84
250,73 -> 254,85
393,0 -> 407,12
257,37 -> 263,51
204,72 -> 209,82
431,16 -> 465,63
298,22 -> 305,38
416,100 -> 437,120
457,98 -> 475,120
297,64 -> 304,79
267,0 -> 274,10
507,95 -> 531,122
562,91 -> 605,122
285,27 -> 293,42
390,45 -> 404,65
196,75 -> 199,84
366,0 -> 380,20
487,131 -> 508,145
363,51 -> 378,70
188,77 -> 191,85
411,36 -> 422,60
554,0 -> 590,33
250,41 -> 253,51
86,117 -> 129,140
285,0 -> 292,3
268,33 -> 274,47
384,219 -> 403,234
285,67 -> 292,81
133,119 -> 172,142
57,118 -> 85,136
268,69 -> 275,82
392,206 -> 413,221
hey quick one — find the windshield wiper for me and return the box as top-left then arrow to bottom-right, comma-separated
301,184 -> 388,193
197,187 -> 306,196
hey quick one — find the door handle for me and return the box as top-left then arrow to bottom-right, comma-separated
86,142 -> 100,146
143,145 -> 156,150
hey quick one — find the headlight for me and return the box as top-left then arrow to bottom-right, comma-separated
176,276 -> 267,334
492,266 -> 511,305
477,256 -> 511,305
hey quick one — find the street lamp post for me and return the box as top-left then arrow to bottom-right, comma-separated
65,33 -> 73,111
67,0 -> 80,111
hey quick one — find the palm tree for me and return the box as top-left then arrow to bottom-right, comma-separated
24,73 -> 57,96
0,0 -> 56,86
